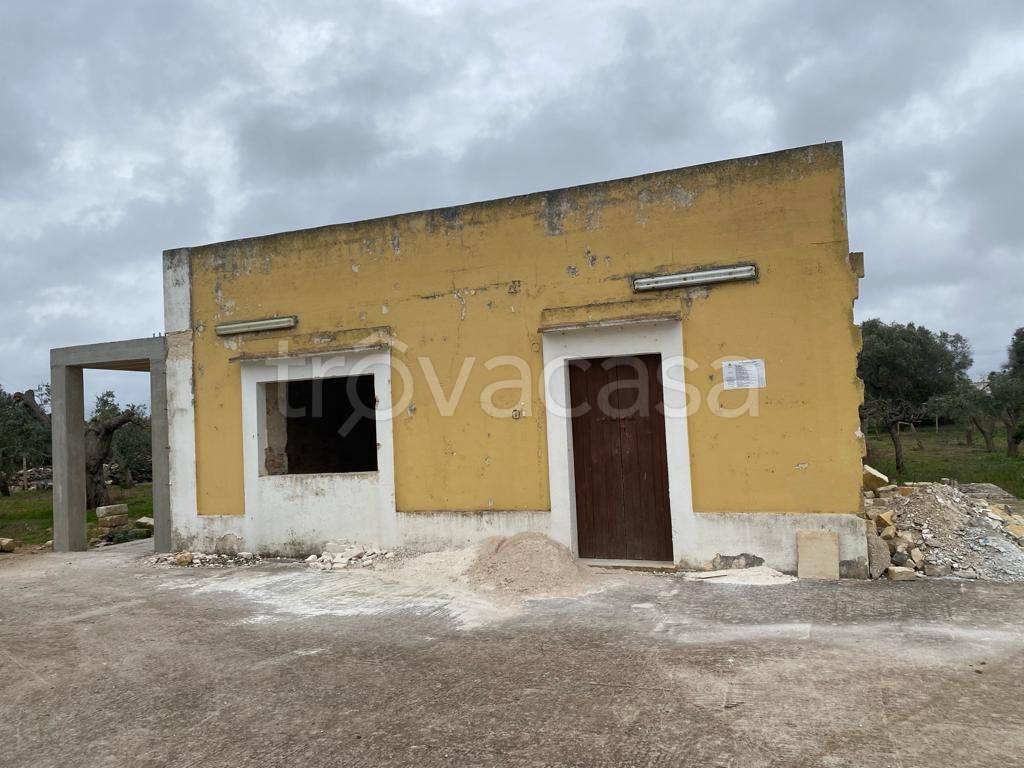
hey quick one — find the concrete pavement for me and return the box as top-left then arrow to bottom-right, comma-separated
2,541 -> 1023,767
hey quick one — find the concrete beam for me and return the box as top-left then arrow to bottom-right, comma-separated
50,337 -> 165,370
51,364 -> 86,552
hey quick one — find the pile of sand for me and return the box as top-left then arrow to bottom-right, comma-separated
466,532 -> 594,597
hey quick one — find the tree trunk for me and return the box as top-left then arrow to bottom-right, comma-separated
1008,422 -> 1021,459
964,426 -> 973,447
83,412 -> 135,509
15,390 -> 136,509
971,415 -> 996,452
888,422 -> 906,474
0,474 -> 10,497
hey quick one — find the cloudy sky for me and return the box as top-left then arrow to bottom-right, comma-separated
1,0 -> 1022,409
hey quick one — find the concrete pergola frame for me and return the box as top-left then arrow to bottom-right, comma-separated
50,337 -> 170,552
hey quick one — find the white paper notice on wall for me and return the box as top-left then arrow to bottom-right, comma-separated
722,359 -> 766,390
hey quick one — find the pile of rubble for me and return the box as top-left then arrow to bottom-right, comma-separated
91,504 -> 152,546
11,466 -> 52,491
863,467 -> 1024,581
306,542 -> 396,570
96,504 -> 133,536
153,551 -> 262,567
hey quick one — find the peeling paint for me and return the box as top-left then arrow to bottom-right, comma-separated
583,189 -> 606,230
539,189 -> 578,236
452,290 -> 467,320
670,185 -> 698,207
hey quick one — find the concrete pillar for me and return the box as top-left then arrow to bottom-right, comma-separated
149,357 -> 172,552
51,364 -> 86,552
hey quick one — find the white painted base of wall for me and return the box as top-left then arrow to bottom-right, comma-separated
677,511 -> 868,577
172,506 -> 867,577
397,510 -> 550,551
170,509 -> 550,556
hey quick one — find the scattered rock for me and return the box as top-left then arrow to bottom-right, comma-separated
710,553 -> 764,570
862,464 -> 889,492
134,517 -> 155,529
885,566 -> 917,581
96,504 -> 129,519
866,526 -> 891,579
924,563 -> 952,577
876,485 -> 899,499
875,510 -> 896,528
1005,524 -> 1024,541
304,542 -> 395,571
0,538 -> 15,552
151,550 -> 264,568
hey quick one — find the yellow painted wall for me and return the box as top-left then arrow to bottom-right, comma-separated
186,143 -> 863,518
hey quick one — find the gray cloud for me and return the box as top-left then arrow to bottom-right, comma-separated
1,0 -> 1022,408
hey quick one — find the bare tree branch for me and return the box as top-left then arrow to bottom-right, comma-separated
13,390 -> 52,429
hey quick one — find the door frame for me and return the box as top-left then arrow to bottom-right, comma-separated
541,319 -> 695,563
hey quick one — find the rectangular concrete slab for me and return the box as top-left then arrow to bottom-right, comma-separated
797,531 -> 840,580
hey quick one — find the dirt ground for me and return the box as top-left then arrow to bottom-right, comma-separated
2,541 -> 1024,768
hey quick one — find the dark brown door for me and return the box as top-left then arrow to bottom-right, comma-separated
568,354 -> 673,561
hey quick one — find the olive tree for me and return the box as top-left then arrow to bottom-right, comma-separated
858,319 -> 972,473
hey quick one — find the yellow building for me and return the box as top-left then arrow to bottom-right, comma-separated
163,142 -> 868,574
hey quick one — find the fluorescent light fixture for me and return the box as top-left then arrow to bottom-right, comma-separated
215,316 -> 298,336
632,264 -> 757,292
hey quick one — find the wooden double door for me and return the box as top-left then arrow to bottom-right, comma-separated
568,353 -> 673,562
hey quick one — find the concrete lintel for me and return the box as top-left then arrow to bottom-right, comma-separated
51,337 -> 166,370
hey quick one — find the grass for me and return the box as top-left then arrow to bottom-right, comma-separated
866,425 -> 1024,498
0,483 -> 154,547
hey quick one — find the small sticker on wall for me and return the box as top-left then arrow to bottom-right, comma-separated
722,359 -> 766,390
